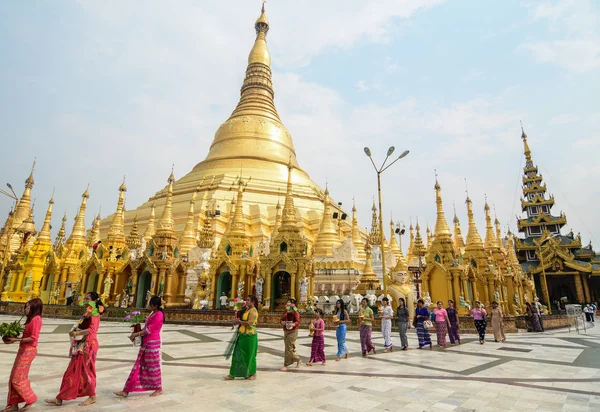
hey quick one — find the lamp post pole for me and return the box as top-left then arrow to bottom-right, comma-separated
363,147 -> 409,296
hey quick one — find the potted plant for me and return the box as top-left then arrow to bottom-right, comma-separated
0,318 -> 24,344
123,311 -> 144,346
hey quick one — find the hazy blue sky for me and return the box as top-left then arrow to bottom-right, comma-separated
0,0 -> 598,249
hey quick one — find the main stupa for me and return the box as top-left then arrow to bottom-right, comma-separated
100,4 -> 339,241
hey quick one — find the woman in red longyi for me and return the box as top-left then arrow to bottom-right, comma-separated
4,298 -> 43,412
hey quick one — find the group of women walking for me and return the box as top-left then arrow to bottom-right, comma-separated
4,292 -> 165,411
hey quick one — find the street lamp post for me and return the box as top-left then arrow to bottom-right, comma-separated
363,147 -> 409,295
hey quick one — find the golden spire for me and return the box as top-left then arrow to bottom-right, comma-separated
406,221 -> 415,259
198,205 -> 214,249
14,160 -> 36,224
126,215 -> 142,251
199,2 -> 300,171
144,202 -> 156,243
368,201 -> 381,245
36,196 -> 54,244
453,202 -> 465,250
271,197 -> 282,239
351,200 -> 366,260
494,212 -> 503,249
280,159 -> 299,231
313,185 -> 341,257
107,178 -> 127,243
227,176 -> 249,237
68,187 -> 89,244
465,196 -> 484,251
355,242 -> 380,293
506,230 -> 520,266
426,225 -> 432,249
413,221 -> 426,256
157,172 -> 175,233
53,212 -> 67,249
484,198 -> 498,250
433,177 -> 452,237
179,187 -> 200,254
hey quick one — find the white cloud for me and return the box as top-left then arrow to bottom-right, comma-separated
519,0 -> 600,73
355,80 -> 370,91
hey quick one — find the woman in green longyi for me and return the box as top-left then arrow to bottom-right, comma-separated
224,295 -> 259,380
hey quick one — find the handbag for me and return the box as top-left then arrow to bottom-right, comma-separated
423,319 -> 434,329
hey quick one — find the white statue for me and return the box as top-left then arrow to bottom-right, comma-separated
494,290 -> 500,302
256,276 -> 264,302
237,279 -> 244,300
299,276 -> 308,302
424,292 -> 432,307
146,289 -> 153,309
120,290 -> 129,308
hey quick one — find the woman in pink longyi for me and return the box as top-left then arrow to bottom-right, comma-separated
115,296 -> 164,398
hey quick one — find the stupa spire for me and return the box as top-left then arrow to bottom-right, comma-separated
53,212 -> 67,250
126,215 -> 142,251
465,196 -> 484,251
14,160 -> 36,224
453,202 -> 465,250
351,200 -> 366,260
406,220 -> 415,259
107,178 -> 127,243
179,187 -> 200,254
144,202 -> 156,243
413,220 -> 426,257
68,187 -> 89,244
37,196 -> 54,243
433,176 -> 451,238
389,218 -> 404,262
313,185 -> 341,257
280,159 -> 298,230
484,197 -> 498,250
157,171 -> 175,233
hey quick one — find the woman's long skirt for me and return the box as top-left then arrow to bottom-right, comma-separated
416,320 -> 432,347
123,338 -> 162,392
310,335 -> 326,363
397,321 -> 409,348
492,318 -> 505,342
435,321 -> 448,346
359,325 -> 375,355
7,346 -> 37,406
382,319 -> 393,349
229,333 -> 258,378
336,324 -> 348,358
474,320 -> 487,342
57,339 -> 98,400
448,322 -> 460,344
531,314 -> 543,332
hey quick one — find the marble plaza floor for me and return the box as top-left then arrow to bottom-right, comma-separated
0,315 -> 599,412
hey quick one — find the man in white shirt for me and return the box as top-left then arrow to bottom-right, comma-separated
65,285 -> 73,306
219,292 -> 228,310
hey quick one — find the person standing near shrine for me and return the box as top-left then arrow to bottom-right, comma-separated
4,298 -> 43,412
446,300 -> 460,344
279,298 -> 301,371
359,298 -> 376,356
396,298 -> 410,350
414,299 -> 432,349
534,297 -> 545,331
114,296 -> 164,398
219,293 -> 228,310
490,301 -> 506,342
334,299 -> 349,361
307,309 -> 326,366
224,295 -> 259,380
433,301 -> 450,347
471,301 -> 487,344
381,297 -> 394,352
45,292 -> 105,407
65,285 -> 73,306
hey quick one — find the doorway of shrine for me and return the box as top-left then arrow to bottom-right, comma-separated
546,275 -> 577,304
587,277 -> 600,302
136,271 -> 152,308
217,271 -> 232,308
272,271 -> 291,311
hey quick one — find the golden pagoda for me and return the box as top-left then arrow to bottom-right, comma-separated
100,3 -> 342,247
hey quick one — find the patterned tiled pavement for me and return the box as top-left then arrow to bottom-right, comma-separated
0,314 -> 599,412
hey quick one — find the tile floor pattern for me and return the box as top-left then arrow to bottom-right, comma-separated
0,314 -> 599,412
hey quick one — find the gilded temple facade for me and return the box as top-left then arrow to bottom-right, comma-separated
515,128 -> 600,310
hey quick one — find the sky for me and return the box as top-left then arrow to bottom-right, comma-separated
0,0 -> 599,251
